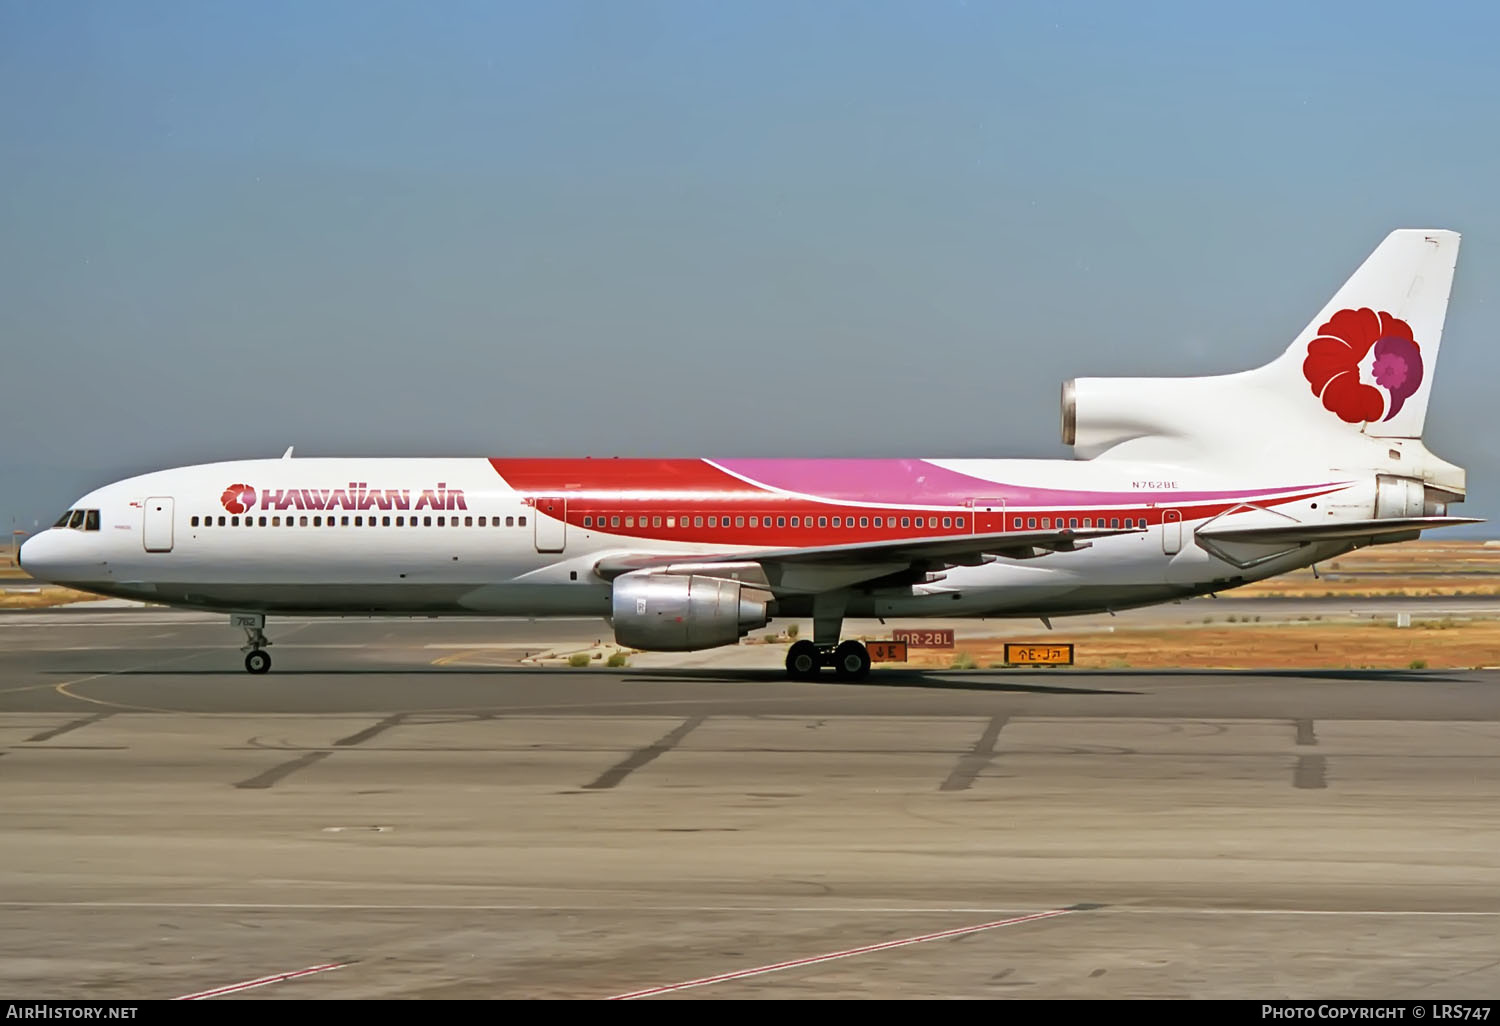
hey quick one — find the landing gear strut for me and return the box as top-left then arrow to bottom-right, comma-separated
783,591 -> 871,682
233,613 -> 272,674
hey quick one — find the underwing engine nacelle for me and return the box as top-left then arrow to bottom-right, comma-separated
611,571 -> 771,652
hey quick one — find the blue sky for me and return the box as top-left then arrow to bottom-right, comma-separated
2,1 -> 1497,536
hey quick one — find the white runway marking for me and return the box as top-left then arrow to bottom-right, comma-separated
173,961 -> 349,999
607,908 -> 1076,999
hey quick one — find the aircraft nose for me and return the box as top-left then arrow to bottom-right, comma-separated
18,531 -> 61,582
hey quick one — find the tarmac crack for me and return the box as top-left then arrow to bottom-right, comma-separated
1294,754 -> 1328,789
25,711 -> 115,743
939,715 -> 1009,792
583,716 -> 705,790
234,751 -> 332,790
334,713 -> 408,747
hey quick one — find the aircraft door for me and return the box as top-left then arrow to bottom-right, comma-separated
533,496 -> 566,553
1162,509 -> 1182,555
143,497 -> 175,553
969,498 -> 1007,534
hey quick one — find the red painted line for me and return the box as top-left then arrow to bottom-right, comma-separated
607,907 -> 1073,999
173,961 -> 349,999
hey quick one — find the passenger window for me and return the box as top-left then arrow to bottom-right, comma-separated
873,517 -> 882,528
465,516 -> 473,527
479,516 -> 487,527
694,516 -> 704,527
382,516 -> 390,527
776,516 -> 784,527
653,516 -> 663,527
956,517 -> 964,529
423,517 -> 431,527
518,516 -> 526,526
1083,518 -> 1092,527
624,516 -> 635,528
1070,518 -> 1079,528
666,517 -> 676,527
300,516 -> 309,527
258,516 -> 267,527
749,516 -> 758,527
1110,517 -> 1120,528
354,516 -> 362,527
191,516 -> 200,527
583,516 -> 591,527
832,517 -> 841,528
611,516 -> 620,528
708,516 -> 717,527
437,516 -> 445,527
915,517 -> 924,528
790,516 -> 799,527
818,516 -> 827,527
506,516 -> 515,527
942,517 -> 952,528
1041,517 -> 1050,528
273,516 -> 281,527
341,516 -> 350,526
735,516 -> 745,527
859,517 -> 869,527
313,516 -> 322,527
902,517 -> 911,528
1027,517 -> 1037,528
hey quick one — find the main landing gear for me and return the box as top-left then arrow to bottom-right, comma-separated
233,613 -> 272,674
785,639 -> 872,682
783,591 -> 871,682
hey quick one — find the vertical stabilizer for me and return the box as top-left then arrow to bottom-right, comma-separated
1254,229 -> 1459,438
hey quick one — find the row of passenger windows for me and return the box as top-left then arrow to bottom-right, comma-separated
192,514 -> 528,528
1014,516 -> 1145,529
581,513 -> 967,530
52,509 -> 101,531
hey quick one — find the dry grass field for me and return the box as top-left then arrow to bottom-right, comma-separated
1234,539 -> 1500,597
895,619 -> 1500,671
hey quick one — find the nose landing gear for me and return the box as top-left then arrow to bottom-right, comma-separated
232,613 -> 272,674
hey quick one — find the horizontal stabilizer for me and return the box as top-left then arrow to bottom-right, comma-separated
1195,516 -> 1483,545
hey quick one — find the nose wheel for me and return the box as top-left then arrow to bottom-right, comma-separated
233,613 -> 273,674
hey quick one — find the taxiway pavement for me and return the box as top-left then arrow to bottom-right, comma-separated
1,612 -> 1497,999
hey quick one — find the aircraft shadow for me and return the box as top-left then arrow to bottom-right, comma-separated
52,665 -> 1479,693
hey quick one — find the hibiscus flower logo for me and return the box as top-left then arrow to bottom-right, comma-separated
220,484 -> 256,515
1302,308 -> 1423,424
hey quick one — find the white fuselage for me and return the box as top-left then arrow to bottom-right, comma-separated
19,455 -> 1371,625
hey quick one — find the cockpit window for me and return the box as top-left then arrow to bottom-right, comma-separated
54,510 -> 73,528
67,510 -> 85,529
85,509 -> 100,531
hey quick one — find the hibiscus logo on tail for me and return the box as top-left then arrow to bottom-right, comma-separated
1302,308 -> 1423,424
220,483 -> 256,514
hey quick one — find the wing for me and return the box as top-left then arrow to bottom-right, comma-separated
591,525 -> 1145,595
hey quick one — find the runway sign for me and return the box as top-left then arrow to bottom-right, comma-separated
893,628 -> 954,649
1004,643 -> 1074,666
868,641 -> 908,662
